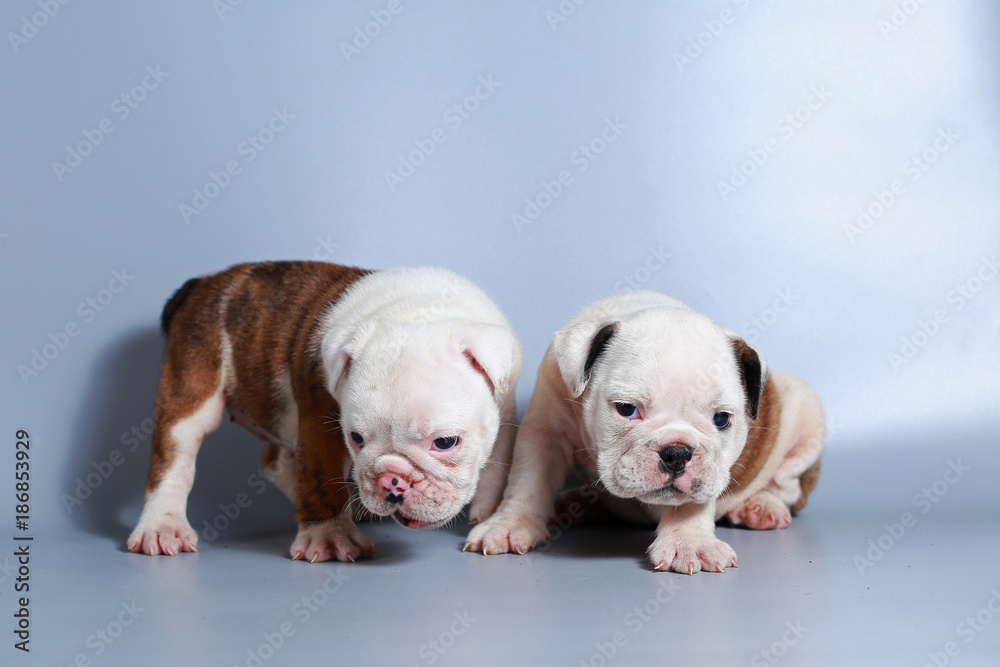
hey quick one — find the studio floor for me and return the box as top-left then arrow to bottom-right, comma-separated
24,430 -> 1000,667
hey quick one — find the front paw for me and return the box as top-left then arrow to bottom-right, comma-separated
290,517 -> 374,563
647,531 -> 737,574
128,512 -> 198,556
464,512 -> 549,555
467,492 -> 502,526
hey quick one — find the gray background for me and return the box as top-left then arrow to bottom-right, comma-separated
1,1 -> 998,665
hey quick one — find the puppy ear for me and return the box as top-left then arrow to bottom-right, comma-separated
320,327 -> 359,400
457,324 -> 518,399
553,321 -> 619,398
730,336 -> 767,420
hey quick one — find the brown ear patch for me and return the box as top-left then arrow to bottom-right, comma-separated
723,376 -> 779,498
731,337 -> 764,420
583,323 -> 618,386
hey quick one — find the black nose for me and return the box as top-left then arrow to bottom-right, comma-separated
659,446 -> 692,476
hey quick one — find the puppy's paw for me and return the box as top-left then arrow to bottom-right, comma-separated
727,491 -> 791,530
647,532 -> 737,574
467,494 -> 501,526
464,512 -> 549,555
128,513 -> 199,556
290,518 -> 374,563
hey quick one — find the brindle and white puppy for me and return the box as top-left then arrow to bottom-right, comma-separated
128,262 -> 520,562
466,290 -> 823,574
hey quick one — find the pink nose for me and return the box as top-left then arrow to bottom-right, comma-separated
379,474 -> 410,504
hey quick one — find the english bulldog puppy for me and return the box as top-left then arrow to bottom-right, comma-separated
465,290 -> 823,574
128,261 -> 521,562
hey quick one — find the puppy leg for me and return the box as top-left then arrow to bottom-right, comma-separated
648,500 -> 738,574
288,399 -> 373,563
128,387 -> 225,556
465,418 -> 571,555
727,374 -> 825,530
468,390 -> 517,524
262,442 -> 297,504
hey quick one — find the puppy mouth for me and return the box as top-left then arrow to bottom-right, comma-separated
390,510 -> 446,530
657,482 -> 682,496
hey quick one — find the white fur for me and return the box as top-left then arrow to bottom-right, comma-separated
317,268 -> 522,528
127,386 -> 226,555
467,290 -> 804,574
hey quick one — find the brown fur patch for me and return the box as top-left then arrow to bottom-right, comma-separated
790,459 -> 821,514
723,375 -> 780,498
144,261 -> 370,516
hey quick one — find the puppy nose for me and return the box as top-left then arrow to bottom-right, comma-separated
379,474 -> 410,504
658,445 -> 692,476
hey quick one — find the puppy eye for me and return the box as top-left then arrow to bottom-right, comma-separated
432,436 -> 459,451
614,402 -> 640,419
350,431 -> 364,448
713,412 -> 732,429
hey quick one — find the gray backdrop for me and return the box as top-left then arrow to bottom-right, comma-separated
1,1 -> 998,665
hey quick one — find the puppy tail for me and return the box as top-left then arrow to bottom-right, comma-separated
160,277 -> 202,335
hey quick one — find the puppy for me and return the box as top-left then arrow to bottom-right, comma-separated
465,290 -> 823,574
128,261 -> 521,562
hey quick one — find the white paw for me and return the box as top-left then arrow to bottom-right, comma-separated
128,512 -> 198,556
467,493 -> 502,526
647,531 -> 737,574
464,512 -> 549,555
467,469 -> 506,526
727,491 -> 792,530
290,517 -> 374,563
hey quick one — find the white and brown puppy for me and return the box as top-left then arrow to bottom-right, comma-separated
465,290 -> 823,574
128,261 -> 520,562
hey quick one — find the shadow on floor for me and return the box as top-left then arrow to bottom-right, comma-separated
66,326 -> 294,553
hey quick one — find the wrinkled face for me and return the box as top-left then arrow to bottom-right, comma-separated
336,332 -> 499,529
582,312 -> 751,507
